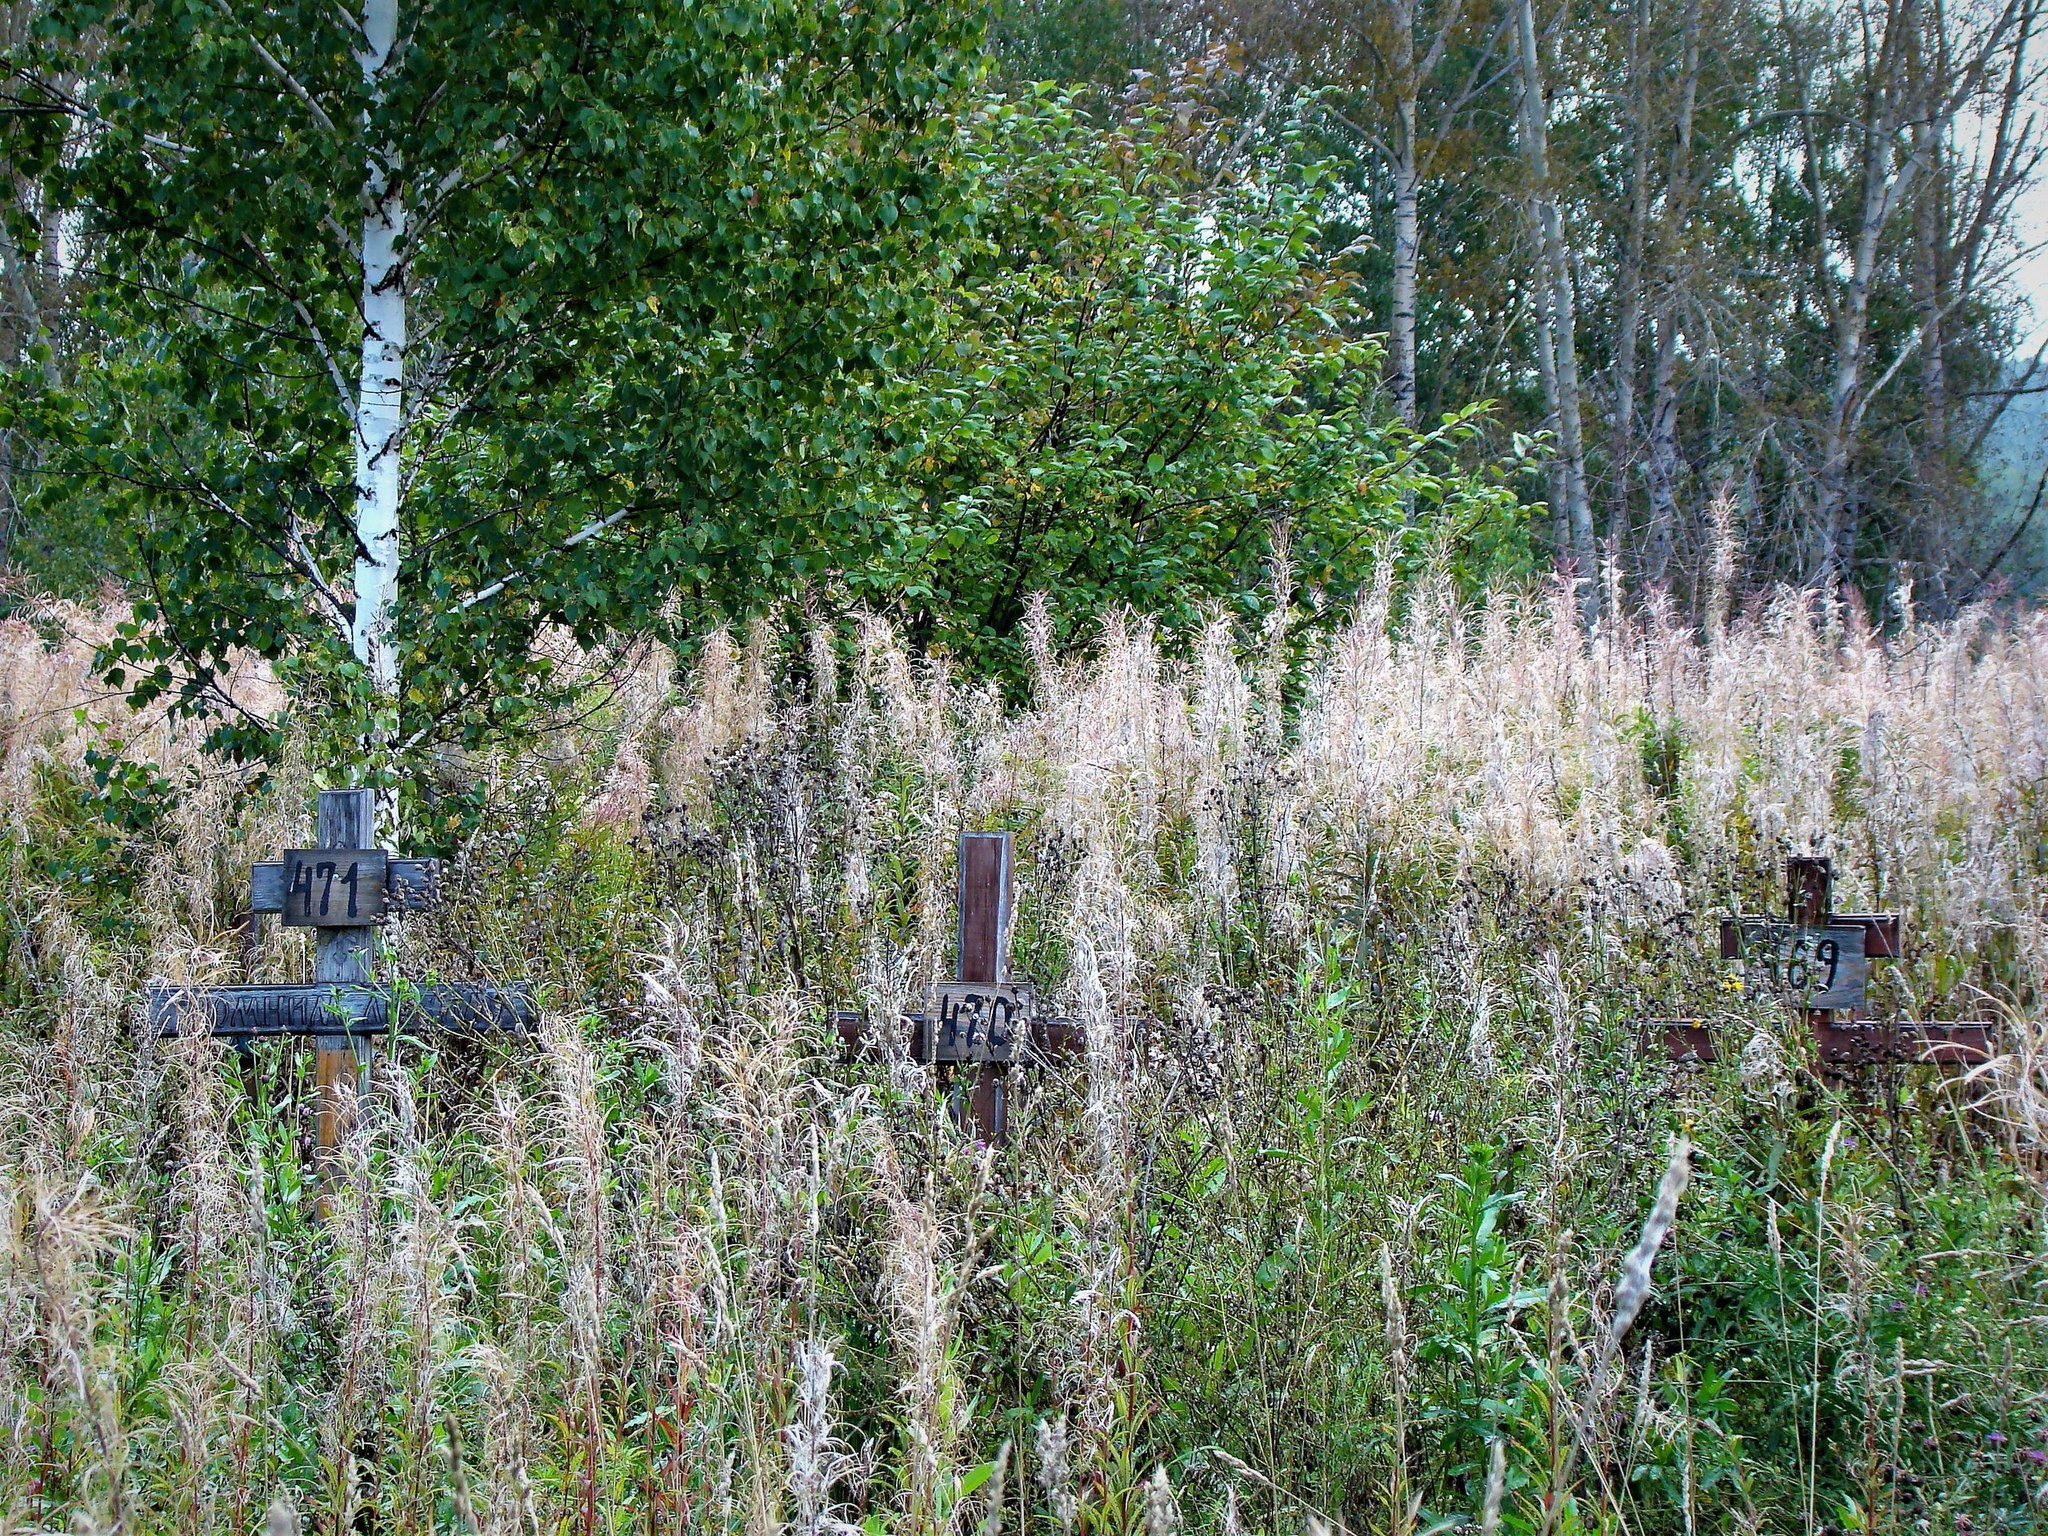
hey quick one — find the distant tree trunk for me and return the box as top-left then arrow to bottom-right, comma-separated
1641,303 -> 1683,583
1813,187 -> 1891,586
1527,252 -> 1570,556
1608,0 -> 1651,551
1809,0 -> 1958,588
1638,0 -> 1701,589
1913,19 -> 1949,470
1390,0 -> 1421,429
1514,0 -> 1595,618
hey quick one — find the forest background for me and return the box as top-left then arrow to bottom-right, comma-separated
5,0 -> 2048,709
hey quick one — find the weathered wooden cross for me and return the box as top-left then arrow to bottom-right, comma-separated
833,831 -> 1082,1142
1647,854 -> 1991,1067
150,788 -> 535,1153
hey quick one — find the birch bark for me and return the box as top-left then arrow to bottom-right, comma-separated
352,0 -> 405,808
1608,0 -> 1651,548
1390,0 -> 1421,428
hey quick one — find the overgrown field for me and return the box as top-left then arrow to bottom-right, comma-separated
3,581 -> 2047,1536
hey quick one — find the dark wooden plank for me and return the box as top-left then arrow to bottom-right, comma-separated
921,981 -> 1030,1063
279,849 -> 389,926
1641,1019 -> 1717,1063
151,982 -> 536,1038
834,1003 -> 1086,1064
1733,920 -> 1868,1011
966,1070 -> 1005,1142
1786,855 -> 1832,926
1813,1020 -> 1993,1065
957,832 -> 1012,985
252,857 -> 438,915
311,789 -> 376,1167
1828,912 -> 1901,958
313,789 -> 376,985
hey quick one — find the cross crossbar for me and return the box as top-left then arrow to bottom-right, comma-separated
251,856 -> 439,915
150,981 -> 535,1039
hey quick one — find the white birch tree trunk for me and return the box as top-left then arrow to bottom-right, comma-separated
1390,0 -> 1421,430
1642,304 -> 1683,583
352,0 -> 405,813
1813,186 -> 1888,586
1527,259 -> 1570,556
1607,0 -> 1650,549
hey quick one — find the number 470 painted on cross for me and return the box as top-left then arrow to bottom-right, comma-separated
280,848 -> 390,926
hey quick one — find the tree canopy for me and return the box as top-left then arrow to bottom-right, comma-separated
5,0 -> 976,768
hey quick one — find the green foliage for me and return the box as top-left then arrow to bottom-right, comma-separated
5,0 -> 980,763
852,89 -> 1530,681
18,730 -> 178,928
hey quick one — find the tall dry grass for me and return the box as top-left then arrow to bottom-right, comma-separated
0,577 -> 2044,1535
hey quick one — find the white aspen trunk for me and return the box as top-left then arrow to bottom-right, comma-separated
1527,255 -> 1569,557
1913,72 -> 1947,463
1608,0 -> 1651,550
1815,144 -> 1905,586
1642,303 -> 1682,583
353,0 -> 404,811
1390,0 -> 1421,430
1514,0 -> 1596,619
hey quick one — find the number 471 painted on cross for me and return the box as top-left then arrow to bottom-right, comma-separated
280,848 -> 390,926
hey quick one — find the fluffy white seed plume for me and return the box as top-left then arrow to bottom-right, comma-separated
1144,1465 -> 1180,1536
1478,1437 -> 1506,1536
1467,981 -> 1497,1080
1561,1133 -> 1693,1479
1606,1137 -> 1692,1362
787,1336 -> 857,1536
641,917 -> 708,1108
1034,1414 -> 1075,1536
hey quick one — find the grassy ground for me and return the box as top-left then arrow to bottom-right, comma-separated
2,580 -> 2045,1536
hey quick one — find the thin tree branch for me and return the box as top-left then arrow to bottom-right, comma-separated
211,0 -> 340,137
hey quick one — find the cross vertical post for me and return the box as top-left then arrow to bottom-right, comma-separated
1786,855 -> 1832,929
956,831 -> 1013,1141
313,788 -> 376,1160
1787,854 -> 1835,1066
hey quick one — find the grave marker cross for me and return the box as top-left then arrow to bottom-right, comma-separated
151,788 -> 535,1153
1647,855 -> 1990,1067
834,831 -> 1083,1142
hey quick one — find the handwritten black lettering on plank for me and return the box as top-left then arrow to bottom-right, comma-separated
920,982 -> 1030,1063
150,982 -> 535,1038
277,849 -> 389,926
1727,920 -> 1869,1011
252,857 -> 438,917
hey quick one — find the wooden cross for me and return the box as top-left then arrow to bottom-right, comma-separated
1646,854 -> 1991,1066
833,831 -> 1082,1142
151,788 -> 535,1153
